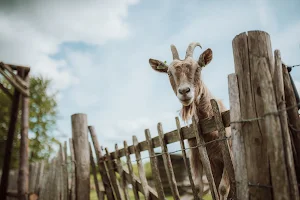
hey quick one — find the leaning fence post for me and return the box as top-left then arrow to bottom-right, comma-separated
274,51 -> 299,199
71,113 -> 90,200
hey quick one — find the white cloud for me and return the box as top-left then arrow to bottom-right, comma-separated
0,0 -> 139,90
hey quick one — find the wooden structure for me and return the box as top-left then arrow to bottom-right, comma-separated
0,62 -> 30,200
1,30 -> 300,200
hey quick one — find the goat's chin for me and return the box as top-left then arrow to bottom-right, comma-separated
180,98 -> 193,106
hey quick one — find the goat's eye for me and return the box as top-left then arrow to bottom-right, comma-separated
168,72 -> 172,77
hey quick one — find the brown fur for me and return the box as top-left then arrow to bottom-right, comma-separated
149,43 -> 232,199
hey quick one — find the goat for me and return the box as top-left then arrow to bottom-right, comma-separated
148,42 -> 232,199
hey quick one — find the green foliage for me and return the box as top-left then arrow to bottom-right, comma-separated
0,75 -> 59,168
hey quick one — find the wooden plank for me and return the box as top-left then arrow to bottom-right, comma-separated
211,99 -> 236,198
115,144 -> 130,200
175,117 -> 201,200
69,138 -> 76,200
63,141 -> 69,200
56,146 -> 63,200
144,129 -> 165,200
228,73 -> 249,200
104,148 -> 122,200
249,31 -> 290,200
71,113 -> 90,200
18,69 -> 29,200
109,110 -> 230,159
157,123 -> 180,200
90,143 -> 102,200
29,163 -> 38,193
274,51 -> 299,199
232,31 -> 272,199
132,135 -> 150,200
88,126 -> 115,200
35,161 -> 44,194
0,85 -> 21,200
124,140 -> 140,200
282,64 -> 300,183
192,117 -> 219,200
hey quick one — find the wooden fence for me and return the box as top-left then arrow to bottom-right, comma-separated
1,30 -> 300,200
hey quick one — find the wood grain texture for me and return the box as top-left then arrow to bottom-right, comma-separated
0,87 -> 20,200
88,126 -> 115,200
274,51 -> 299,200
124,140 -> 140,200
104,148 -> 122,200
232,31 -> 272,199
157,123 -> 180,200
282,64 -> 300,184
192,117 -> 219,200
63,141 -> 69,200
108,111 -> 230,159
211,99 -> 236,199
175,117 -> 201,200
90,143 -> 102,200
133,136 -> 149,200
69,138 -> 76,200
115,144 -> 130,200
228,73 -> 249,200
18,69 -> 29,200
71,113 -> 90,200
144,129 -> 165,200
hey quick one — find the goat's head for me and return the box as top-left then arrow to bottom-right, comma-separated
149,42 -> 213,107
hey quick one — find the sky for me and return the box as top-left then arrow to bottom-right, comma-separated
0,0 -> 299,154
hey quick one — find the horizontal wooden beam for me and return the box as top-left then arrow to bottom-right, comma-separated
0,62 -> 28,89
0,65 -> 29,97
2,62 -> 30,73
108,110 -> 230,159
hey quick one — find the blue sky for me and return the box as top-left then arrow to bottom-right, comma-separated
0,0 -> 299,153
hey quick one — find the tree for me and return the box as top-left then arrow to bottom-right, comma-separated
0,75 -> 59,169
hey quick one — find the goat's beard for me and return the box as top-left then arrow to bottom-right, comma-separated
180,102 -> 196,123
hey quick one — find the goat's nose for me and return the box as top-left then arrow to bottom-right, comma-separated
178,87 -> 191,95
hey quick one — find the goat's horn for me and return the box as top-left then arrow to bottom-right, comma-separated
170,44 -> 180,60
185,42 -> 202,59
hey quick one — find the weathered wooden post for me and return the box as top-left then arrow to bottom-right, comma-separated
71,113 -> 90,200
232,30 -> 293,200
18,68 -> 30,200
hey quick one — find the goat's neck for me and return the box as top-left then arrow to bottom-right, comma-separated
195,81 -> 214,121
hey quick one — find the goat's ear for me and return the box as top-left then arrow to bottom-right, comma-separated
149,58 -> 168,73
198,48 -> 213,67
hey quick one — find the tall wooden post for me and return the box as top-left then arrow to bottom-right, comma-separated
71,113 -> 90,200
0,83 -> 21,200
232,30 -> 291,200
18,69 -> 30,200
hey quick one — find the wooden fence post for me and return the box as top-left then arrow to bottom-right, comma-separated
282,64 -> 300,183
228,73 -> 249,200
89,126 -> 115,200
274,51 -> 299,199
71,113 -> 90,200
232,30 -> 291,200
232,31 -> 272,199
18,69 -> 30,200
0,85 -> 21,200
